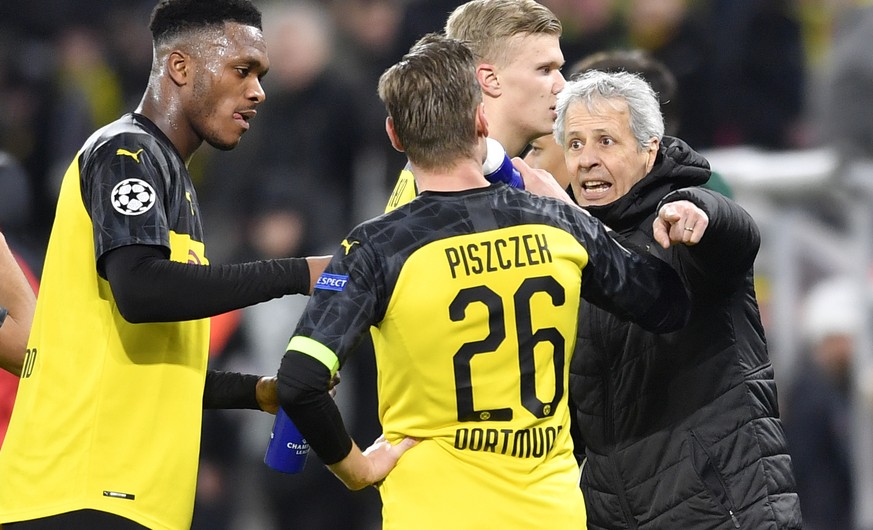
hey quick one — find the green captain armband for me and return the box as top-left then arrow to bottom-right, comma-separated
287,336 -> 340,376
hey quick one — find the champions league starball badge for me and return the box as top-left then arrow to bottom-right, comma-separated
111,178 -> 156,216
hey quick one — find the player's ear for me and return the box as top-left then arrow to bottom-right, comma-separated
475,103 -> 489,138
166,50 -> 190,86
644,136 -> 660,173
385,117 -> 405,153
477,63 -> 500,98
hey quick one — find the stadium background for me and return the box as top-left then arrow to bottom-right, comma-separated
1,1 -> 871,528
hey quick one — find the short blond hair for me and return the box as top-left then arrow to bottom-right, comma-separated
378,34 -> 482,170
446,0 -> 561,66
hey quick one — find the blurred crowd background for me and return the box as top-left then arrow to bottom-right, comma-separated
2,0 -> 873,529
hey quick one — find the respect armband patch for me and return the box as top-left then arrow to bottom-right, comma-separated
315,273 -> 349,292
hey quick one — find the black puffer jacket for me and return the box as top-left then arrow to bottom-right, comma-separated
571,137 -> 802,529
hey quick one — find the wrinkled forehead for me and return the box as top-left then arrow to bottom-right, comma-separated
568,96 -> 629,121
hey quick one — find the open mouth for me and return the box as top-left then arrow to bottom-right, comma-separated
581,180 -> 611,192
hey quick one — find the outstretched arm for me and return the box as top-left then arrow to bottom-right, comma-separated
654,187 -> 760,289
203,370 -> 340,412
103,244 -> 329,323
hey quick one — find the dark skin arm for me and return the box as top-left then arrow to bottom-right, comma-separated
256,372 -> 341,414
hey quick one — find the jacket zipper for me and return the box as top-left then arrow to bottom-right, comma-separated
689,431 -> 740,528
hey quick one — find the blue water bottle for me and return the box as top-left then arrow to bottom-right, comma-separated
483,137 -> 524,189
264,407 -> 309,474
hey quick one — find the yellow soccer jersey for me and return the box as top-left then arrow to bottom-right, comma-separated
384,162 -> 416,213
0,114 -> 209,530
288,184 -> 687,528
370,220 -> 586,529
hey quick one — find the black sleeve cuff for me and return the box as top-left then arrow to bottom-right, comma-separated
284,257 -> 311,296
203,370 -> 261,409
277,352 -> 353,465
0,306 -> 7,328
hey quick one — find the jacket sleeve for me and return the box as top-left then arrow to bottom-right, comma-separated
658,187 -> 760,291
579,217 -> 691,334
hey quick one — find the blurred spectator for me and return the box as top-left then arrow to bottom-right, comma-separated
45,25 -> 124,192
214,204 -> 382,529
0,152 -> 34,242
540,0 -> 625,61
0,30 -> 55,238
395,0 -> 463,53
784,275 -> 861,530
0,148 -> 41,282
623,0 -> 716,149
102,1 -> 156,110
705,0 -> 808,148
330,0 -> 408,192
624,0 -> 806,149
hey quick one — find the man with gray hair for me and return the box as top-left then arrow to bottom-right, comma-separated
535,69 -> 802,529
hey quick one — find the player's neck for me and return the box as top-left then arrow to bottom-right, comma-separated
414,159 -> 490,193
486,122 -> 527,159
136,91 -> 203,164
